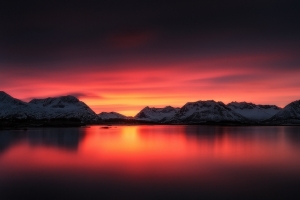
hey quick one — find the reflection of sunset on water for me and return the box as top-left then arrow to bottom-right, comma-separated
2,126 -> 299,178
0,126 -> 300,199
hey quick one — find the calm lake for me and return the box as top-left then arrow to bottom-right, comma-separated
0,125 -> 300,200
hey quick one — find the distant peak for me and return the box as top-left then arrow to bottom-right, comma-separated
0,91 -> 10,97
186,100 -> 224,106
228,101 -> 249,104
98,111 -> 126,119
291,100 -> 300,104
0,91 -> 14,100
30,95 -> 79,104
99,111 -> 120,115
195,100 -> 219,104
142,106 -> 153,111
228,101 -> 255,106
228,101 -> 281,110
196,100 -> 216,103
59,95 -> 79,102
285,100 -> 300,108
0,91 -> 26,105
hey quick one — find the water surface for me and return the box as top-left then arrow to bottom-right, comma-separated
0,125 -> 300,200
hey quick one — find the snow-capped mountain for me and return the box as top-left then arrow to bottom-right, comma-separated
169,100 -> 249,123
29,96 -> 98,121
228,102 -> 281,121
0,91 -> 33,119
0,92 -> 98,122
98,112 -> 127,120
135,106 -> 179,122
266,100 -> 300,124
1,91 -> 300,125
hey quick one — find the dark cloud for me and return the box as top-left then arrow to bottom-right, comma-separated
0,0 -> 299,65
22,92 -> 103,102
66,92 -> 103,99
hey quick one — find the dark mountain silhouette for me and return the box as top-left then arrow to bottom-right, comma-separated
1,91 -> 300,125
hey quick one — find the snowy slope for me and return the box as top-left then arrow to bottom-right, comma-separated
0,92 -> 98,122
135,106 -> 179,122
267,100 -> 300,124
0,91 -> 35,119
2,90 -> 300,125
169,100 -> 249,123
228,102 -> 281,121
98,112 -> 127,120
29,96 -> 98,121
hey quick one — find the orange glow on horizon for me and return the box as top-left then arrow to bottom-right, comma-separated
2,51 -> 300,116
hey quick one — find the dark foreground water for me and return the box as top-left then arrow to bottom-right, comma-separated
0,125 -> 300,200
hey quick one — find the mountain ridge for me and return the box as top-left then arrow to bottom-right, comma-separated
0,91 -> 299,125
0,92 -> 98,122
265,100 -> 300,124
135,106 -> 180,122
168,100 -> 250,124
98,112 -> 127,120
227,101 -> 281,121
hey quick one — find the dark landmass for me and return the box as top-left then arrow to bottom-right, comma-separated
1,91 -> 300,128
2,118 -> 300,130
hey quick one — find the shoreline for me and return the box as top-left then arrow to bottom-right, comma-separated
1,121 -> 300,130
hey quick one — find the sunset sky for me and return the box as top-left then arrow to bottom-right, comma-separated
1,0 -> 299,116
